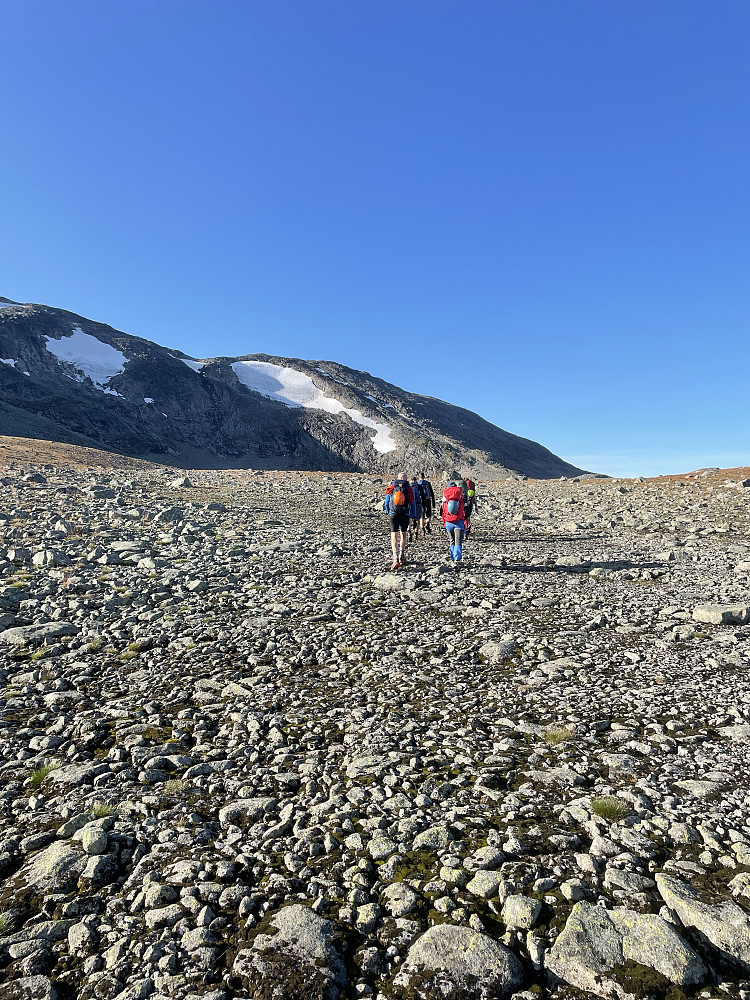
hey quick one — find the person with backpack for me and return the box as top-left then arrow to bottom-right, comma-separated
383,471 -> 415,569
416,472 -> 434,534
463,476 -> 478,539
440,480 -> 466,569
408,477 -> 423,542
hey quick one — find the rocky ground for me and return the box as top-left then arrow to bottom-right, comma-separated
1,448 -> 750,1000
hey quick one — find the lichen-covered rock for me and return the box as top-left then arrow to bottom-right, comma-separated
0,975 -> 59,999
6,842 -> 86,896
502,894 -> 542,929
381,882 -> 420,918
547,900 -> 708,998
656,873 -> 750,971
392,924 -> 523,1000
233,904 -> 346,999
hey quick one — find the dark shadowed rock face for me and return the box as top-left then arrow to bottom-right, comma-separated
0,297 -> 587,477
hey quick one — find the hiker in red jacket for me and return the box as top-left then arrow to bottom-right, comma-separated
383,471 -> 415,569
440,481 -> 466,569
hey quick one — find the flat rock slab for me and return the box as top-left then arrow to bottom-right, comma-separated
392,924 -> 523,1000
547,900 -> 707,998
692,603 -> 750,625
47,763 -> 108,788
673,779 -> 726,799
523,766 -> 586,787
0,622 -> 79,645
4,841 -> 86,897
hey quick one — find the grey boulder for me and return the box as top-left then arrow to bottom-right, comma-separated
657,873 -> 750,971
392,924 -> 523,999
233,904 -> 345,999
546,900 -> 707,998
0,622 -> 79,645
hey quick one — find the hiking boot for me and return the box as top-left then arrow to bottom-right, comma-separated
400,553 -> 407,565
390,561 -> 400,571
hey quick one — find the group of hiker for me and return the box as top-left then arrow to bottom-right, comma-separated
383,472 -> 478,570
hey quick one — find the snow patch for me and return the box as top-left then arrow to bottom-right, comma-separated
180,358 -> 205,373
44,327 -> 128,394
232,360 -> 397,454
0,358 -> 17,367
144,397 -> 154,403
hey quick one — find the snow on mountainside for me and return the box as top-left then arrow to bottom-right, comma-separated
230,360 -> 397,454
43,327 -> 127,395
0,296 -> 588,477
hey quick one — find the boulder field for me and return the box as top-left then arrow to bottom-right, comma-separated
0,458 -> 749,999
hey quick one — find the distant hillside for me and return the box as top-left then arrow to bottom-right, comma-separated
0,296 -> 588,479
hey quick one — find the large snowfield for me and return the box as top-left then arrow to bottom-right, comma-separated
44,328 -> 128,394
231,360 -> 396,453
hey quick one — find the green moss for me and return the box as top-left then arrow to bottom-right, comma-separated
610,960 -> 690,1000
392,849 -> 439,884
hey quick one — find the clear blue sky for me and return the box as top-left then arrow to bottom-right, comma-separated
1,1 -> 748,477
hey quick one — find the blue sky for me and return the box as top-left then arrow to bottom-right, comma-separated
1,1 -> 748,477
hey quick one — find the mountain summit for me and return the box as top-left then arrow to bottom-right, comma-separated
0,297 -> 586,478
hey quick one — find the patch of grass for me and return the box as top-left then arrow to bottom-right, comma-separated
591,796 -> 629,821
163,779 -> 188,796
90,802 -> 115,818
544,727 -> 575,745
87,638 -> 103,652
0,912 -> 10,933
29,762 -> 61,788
120,650 -> 138,661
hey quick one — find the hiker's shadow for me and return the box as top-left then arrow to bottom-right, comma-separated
489,559 -> 663,574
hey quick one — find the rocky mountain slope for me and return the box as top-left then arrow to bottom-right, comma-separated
0,296 -> 586,478
0,455 -> 749,998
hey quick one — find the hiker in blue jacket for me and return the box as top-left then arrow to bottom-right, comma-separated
408,477 -> 423,542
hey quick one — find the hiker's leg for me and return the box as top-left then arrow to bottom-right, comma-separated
445,524 -> 455,559
454,524 -> 465,561
390,531 -> 399,562
399,528 -> 407,559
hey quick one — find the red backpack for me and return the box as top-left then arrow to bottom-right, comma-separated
442,486 -> 465,522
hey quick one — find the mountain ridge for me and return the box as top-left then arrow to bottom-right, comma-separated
0,296 -> 589,478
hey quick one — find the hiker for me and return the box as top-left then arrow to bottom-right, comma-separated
463,476 -> 478,539
383,471 -> 415,569
416,471 -> 434,534
409,477 -> 423,541
441,480 -> 466,569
